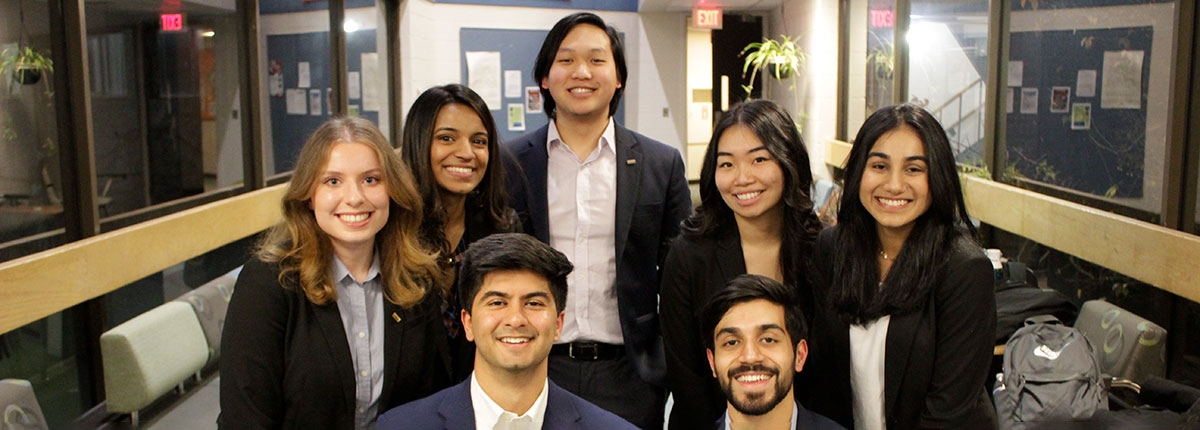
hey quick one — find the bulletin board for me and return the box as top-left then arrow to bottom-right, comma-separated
459,27 -> 625,144
1005,26 -> 1151,198
267,29 -> 378,173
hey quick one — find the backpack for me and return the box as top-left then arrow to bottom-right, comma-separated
994,315 -> 1107,429
994,262 -> 1078,343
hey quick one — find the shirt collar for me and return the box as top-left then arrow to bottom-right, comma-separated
470,372 -> 550,429
330,252 -> 382,285
545,117 -> 617,155
722,400 -> 798,430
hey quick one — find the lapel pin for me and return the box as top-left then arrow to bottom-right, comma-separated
626,159 -> 636,165
392,312 -> 401,323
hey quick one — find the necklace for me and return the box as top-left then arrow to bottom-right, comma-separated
878,249 -> 892,261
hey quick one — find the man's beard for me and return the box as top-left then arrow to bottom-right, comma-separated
720,363 -> 792,416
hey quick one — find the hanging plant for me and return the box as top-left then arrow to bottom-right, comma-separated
740,35 -> 806,96
0,46 -> 53,85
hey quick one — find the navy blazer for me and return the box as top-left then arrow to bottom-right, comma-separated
714,400 -> 846,430
504,124 -> 692,386
376,378 -> 638,429
218,258 -> 451,429
798,227 -> 997,429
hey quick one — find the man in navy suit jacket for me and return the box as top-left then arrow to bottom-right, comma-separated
701,275 -> 843,430
378,234 -> 635,429
504,12 -> 691,429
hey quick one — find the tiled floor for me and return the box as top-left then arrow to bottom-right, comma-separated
144,376 -> 219,429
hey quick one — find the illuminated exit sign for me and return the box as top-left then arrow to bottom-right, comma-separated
161,13 -> 185,32
694,8 -> 723,29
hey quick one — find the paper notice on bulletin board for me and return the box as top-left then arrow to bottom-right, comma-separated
286,88 -> 307,115
466,51 -> 502,109
1101,50 -> 1143,109
361,53 -> 380,112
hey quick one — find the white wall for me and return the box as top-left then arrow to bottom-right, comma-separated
398,1 -> 687,155
770,0 -> 841,181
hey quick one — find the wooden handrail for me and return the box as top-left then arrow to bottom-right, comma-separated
0,184 -> 286,335
826,139 -> 1200,303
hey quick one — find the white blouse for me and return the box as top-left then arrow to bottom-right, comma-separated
850,315 -> 891,430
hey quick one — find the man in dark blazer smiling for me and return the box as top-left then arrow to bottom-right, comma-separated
377,234 -> 636,430
504,12 -> 692,429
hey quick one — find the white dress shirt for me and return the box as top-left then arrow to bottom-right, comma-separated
470,372 -> 550,430
545,118 -> 622,345
332,254 -> 385,429
850,315 -> 891,430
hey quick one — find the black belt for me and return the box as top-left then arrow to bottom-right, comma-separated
550,342 -> 623,361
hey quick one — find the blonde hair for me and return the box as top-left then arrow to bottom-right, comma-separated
257,117 -> 440,308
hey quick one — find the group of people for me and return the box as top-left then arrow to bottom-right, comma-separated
216,10 -> 996,430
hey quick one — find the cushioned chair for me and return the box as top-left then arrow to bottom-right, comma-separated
173,266 -> 238,365
0,379 -> 49,430
1074,299 -> 1167,387
100,301 -> 209,427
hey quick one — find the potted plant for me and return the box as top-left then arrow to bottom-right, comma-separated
740,35 -> 806,95
1,46 -> 53,85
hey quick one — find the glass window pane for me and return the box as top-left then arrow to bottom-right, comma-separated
0,0 -> 64,251
344,2 -> 388,136
907,1 -> 990,164
1001,0 -> 1175,217
865,0 -> 896,117
261,2 -> 333,174
0,310 -> 84,428
86,2 -> 247,217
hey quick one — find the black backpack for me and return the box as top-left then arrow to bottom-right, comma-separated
994,315 -> 1107,429
994,261 -> 1078,343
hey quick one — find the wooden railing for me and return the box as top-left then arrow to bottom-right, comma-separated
0,184 -> 286,336
826,139 -> 1200,304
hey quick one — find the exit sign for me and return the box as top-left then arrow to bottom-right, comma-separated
694,8 -> 722,30
161,13 -> 185,32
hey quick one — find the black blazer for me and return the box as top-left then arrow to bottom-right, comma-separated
799,227 -> 997,429
218,257 -> 451,429
504,123 -> 692,386
661,228 -> 744,428
713,400 -> 846,430
377,379 -> 638,429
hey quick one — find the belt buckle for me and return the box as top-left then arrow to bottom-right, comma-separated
569,343 -> 599,360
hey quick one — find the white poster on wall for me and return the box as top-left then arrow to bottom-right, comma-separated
309,89 -> 322,116
504,70 -> 522,98
286,88 -> 307,114
298,62 -> 311,88
466,51 -> 502,110
1076,70 -> 1097,97
1101,50 -> 1143,109
348,71 -> 361,100
1007,61 -> 1023,87
361,53 -> 380,112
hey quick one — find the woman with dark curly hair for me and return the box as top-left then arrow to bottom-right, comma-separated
661,99 -> 823,429
400,84 -> 518,382
799,104 -> 996,429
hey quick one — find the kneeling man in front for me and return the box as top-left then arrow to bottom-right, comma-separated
378,233 -> 635,429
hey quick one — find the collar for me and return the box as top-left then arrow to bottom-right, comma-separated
469,372 -> 550,429
330,252 -> 381,285
723,400 -> 798,430
545,117 -> 616,155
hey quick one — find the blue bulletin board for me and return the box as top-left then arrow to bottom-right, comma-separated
267,29 -> 378,173
459,27 -> 625,144
1005,26 -> 1151,198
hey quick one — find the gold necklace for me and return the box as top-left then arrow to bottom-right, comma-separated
878,249 -> 892,261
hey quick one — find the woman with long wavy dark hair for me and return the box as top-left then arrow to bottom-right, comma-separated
661,99 -> 823,429
401,84 -> 518,382
799,104 -> 996,429
220,117 -> 448,429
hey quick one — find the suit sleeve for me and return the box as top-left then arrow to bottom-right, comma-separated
658,151 -> 692,271
661,241 -> 723,429
218,258 -> 290,429
918,247 -> 997,427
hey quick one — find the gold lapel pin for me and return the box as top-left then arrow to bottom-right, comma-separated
626,159 -> 636,165
392,312 -> 401,323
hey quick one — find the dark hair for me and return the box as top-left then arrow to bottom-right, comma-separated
829,103 -> 978,324
682,100 -> 823,303
401,84 -> 515,297
533,12 -> 627,120
700,274 -> 809,351
457,233 -> 574,314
